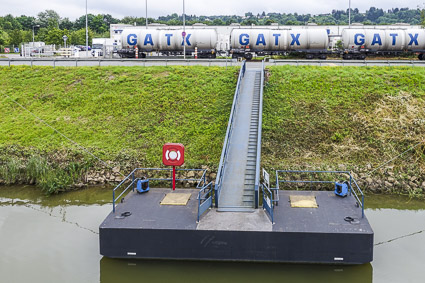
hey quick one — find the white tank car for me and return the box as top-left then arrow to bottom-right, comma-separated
342,28 -> 425,51
230,29 -> 329,51
120,28 -> 217,52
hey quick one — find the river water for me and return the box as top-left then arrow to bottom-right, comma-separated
0,186 -> 424,283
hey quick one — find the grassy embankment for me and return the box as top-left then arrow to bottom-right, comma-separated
263,66 -> 425,197
1,65 -> 424,197
0,66 -> 238,193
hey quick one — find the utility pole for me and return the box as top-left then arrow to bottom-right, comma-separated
183,0 -> 186,59
86,0 -> 89,57
349,0 -> 351,27
146,0 -> 148,29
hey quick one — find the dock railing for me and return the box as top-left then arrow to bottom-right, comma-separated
275,170 -> 365,218
253,60 -> 265,208
214,61 -> 247,207
261,183 -> 274,223
197,170 -> 214,222
112,168 -> 207,213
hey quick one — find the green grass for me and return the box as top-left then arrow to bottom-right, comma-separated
0,155 -> 91,194
263,66 -> 425,174
0,66 -> 238,169
2,65 -> 425,194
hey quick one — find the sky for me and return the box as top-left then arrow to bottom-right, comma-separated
1,0 -> 423,20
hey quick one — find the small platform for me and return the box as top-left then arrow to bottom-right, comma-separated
100,189 -> 373,264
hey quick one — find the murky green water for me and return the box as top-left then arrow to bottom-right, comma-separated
0,186 -> 424,283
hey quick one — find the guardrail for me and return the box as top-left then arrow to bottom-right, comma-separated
214,61 -> 247,207
253,60 -> 265,208
112,167 -> 207,213
0,58 -> 240,68
267,59 -> 425,67
275,170 -> 365,218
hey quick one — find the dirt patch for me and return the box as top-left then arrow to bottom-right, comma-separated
69,79 -> 82,87
152,71 -> 170,78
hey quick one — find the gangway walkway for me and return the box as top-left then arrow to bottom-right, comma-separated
216,62 -> 264,212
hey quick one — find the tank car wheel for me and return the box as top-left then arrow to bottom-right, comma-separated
343,54 -> 352,60
418,54 -> 424,60
244,53 -> 253,60
319,55 -> 327,60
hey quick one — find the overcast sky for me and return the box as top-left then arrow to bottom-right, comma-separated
2,0 -> 423,20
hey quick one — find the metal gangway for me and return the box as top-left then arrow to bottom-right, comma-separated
214,61 -> 265,212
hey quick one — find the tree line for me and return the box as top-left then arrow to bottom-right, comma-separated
1,7 -> 424,47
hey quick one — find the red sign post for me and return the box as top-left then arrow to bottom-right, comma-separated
162,143 -> 185,191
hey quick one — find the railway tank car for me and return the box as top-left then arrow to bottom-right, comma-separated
341,28 -> 425,60
230,29 -> 329,59
118,28 -> 218,58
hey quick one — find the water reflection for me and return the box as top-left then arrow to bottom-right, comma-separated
0,185 -> 113,207
100,258 -> 372,283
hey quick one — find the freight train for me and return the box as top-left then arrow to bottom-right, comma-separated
116,27 -> 425,60
341,28 -> 425,59
117,28 -> 218,58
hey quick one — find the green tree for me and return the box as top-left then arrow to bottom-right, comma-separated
7,29 -> 23,46
45,28 -> 70,45
37,10 -> 60,29
212,18 -> 225,25
69,28 -> 93,45
16,15 -> 36,30
0,30 -> 10,46
59,17 -> 74,30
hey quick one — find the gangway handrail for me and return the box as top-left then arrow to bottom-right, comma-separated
254,60 -> 265,208
275,170 -> 365,218
197,181 -> 214,222
261,183 -> 274,223
112,167 -> 207,213
214,61 -> 247,207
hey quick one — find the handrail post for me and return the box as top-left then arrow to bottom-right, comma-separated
132,172 -> 135,192
214,183 -> 218,207
113,190 -> 115,213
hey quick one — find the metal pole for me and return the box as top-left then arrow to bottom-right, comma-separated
349,0 -> 351,27
183,0 -> 186,59
86,0 -> 88,57
32,26 -> 35,43
146,0 -> 148,29
173,166 -> 176,191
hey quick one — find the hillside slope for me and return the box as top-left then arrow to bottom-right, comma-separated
263,66 -> 425,196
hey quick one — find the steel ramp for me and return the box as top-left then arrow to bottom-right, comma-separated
218,69 -> 262,212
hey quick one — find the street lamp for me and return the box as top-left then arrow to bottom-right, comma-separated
32,24 -> 40,43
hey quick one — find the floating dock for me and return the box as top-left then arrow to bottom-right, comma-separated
99,61 -> 374,264
100,188 -> 373,264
